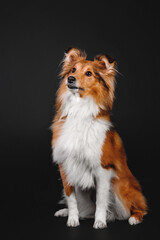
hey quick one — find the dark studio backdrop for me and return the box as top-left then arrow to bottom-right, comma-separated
0,1 -> 159,239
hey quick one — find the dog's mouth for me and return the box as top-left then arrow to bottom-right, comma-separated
67,84 -> 78,89
67,84 -> 85,91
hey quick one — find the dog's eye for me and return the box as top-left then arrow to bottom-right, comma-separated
85,71 -> 92,77
72,68 -> 76,73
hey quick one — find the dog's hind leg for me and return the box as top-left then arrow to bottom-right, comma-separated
113,176 -> 147,225
54,208 -> 68,217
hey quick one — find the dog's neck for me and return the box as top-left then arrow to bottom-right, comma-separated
60,91 -> 100,120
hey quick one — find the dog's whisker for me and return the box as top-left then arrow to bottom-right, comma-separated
115,68 -> 124,77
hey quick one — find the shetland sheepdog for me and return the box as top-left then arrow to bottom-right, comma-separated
51,48 -> 147,228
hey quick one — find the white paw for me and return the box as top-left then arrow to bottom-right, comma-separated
128,216 -> 141,225
93,220 -> 107,229
67,217 -> 80,227
54,208 -> 68,217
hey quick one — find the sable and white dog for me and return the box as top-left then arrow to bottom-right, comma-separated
51,48 -> 147,228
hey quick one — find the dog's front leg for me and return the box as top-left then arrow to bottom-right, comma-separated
93,167 -> 112,229
67,191 -> 79,227
58,164 -> 79,227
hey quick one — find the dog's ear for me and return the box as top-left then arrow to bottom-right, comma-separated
60,48 -> 86,78
65,47 -> 86,63
94,54 -> 116,75
94,54 -> 116,110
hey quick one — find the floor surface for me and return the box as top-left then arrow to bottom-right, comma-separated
1,210 -> 158,240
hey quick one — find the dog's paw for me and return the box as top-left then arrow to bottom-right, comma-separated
54,208 -> 68,217
93,220 -> 107,229
128,216 -> 141,225
67,217 -> 80,227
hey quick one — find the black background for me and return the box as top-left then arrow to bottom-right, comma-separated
0,1 -> 159,239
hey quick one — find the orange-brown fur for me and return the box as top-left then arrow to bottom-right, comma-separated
101,130 -> 147,220
59,164 -> 73,197
52,48 -> 148,222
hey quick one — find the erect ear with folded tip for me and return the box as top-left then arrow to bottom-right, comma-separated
94,54 -> 116,75
64,47 -> 86,65
94,54 -> 116,110
60,47 -> 86,78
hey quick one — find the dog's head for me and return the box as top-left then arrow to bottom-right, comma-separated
60,47 -> 116,112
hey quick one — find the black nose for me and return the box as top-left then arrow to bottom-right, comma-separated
68,76 -> 76,84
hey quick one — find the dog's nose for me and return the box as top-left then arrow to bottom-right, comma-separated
68,76 -> 76,84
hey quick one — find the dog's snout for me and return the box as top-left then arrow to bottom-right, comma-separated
68,76 -> 76,84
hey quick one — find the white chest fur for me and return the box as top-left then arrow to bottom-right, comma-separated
53,92 -> 111,189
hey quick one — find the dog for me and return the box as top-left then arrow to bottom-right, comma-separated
51,48 -> 147,228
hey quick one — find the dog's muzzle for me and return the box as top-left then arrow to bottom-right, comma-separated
67,76 -> 85,91
67,76 -> 78,89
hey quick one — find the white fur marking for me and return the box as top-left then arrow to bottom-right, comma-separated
93,167 -> 115,228
128,216 -> 141,225
67,192 -> 79,227
54,208 -> 68,217
53,91 -> 111,189
93,220 -> 107,229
